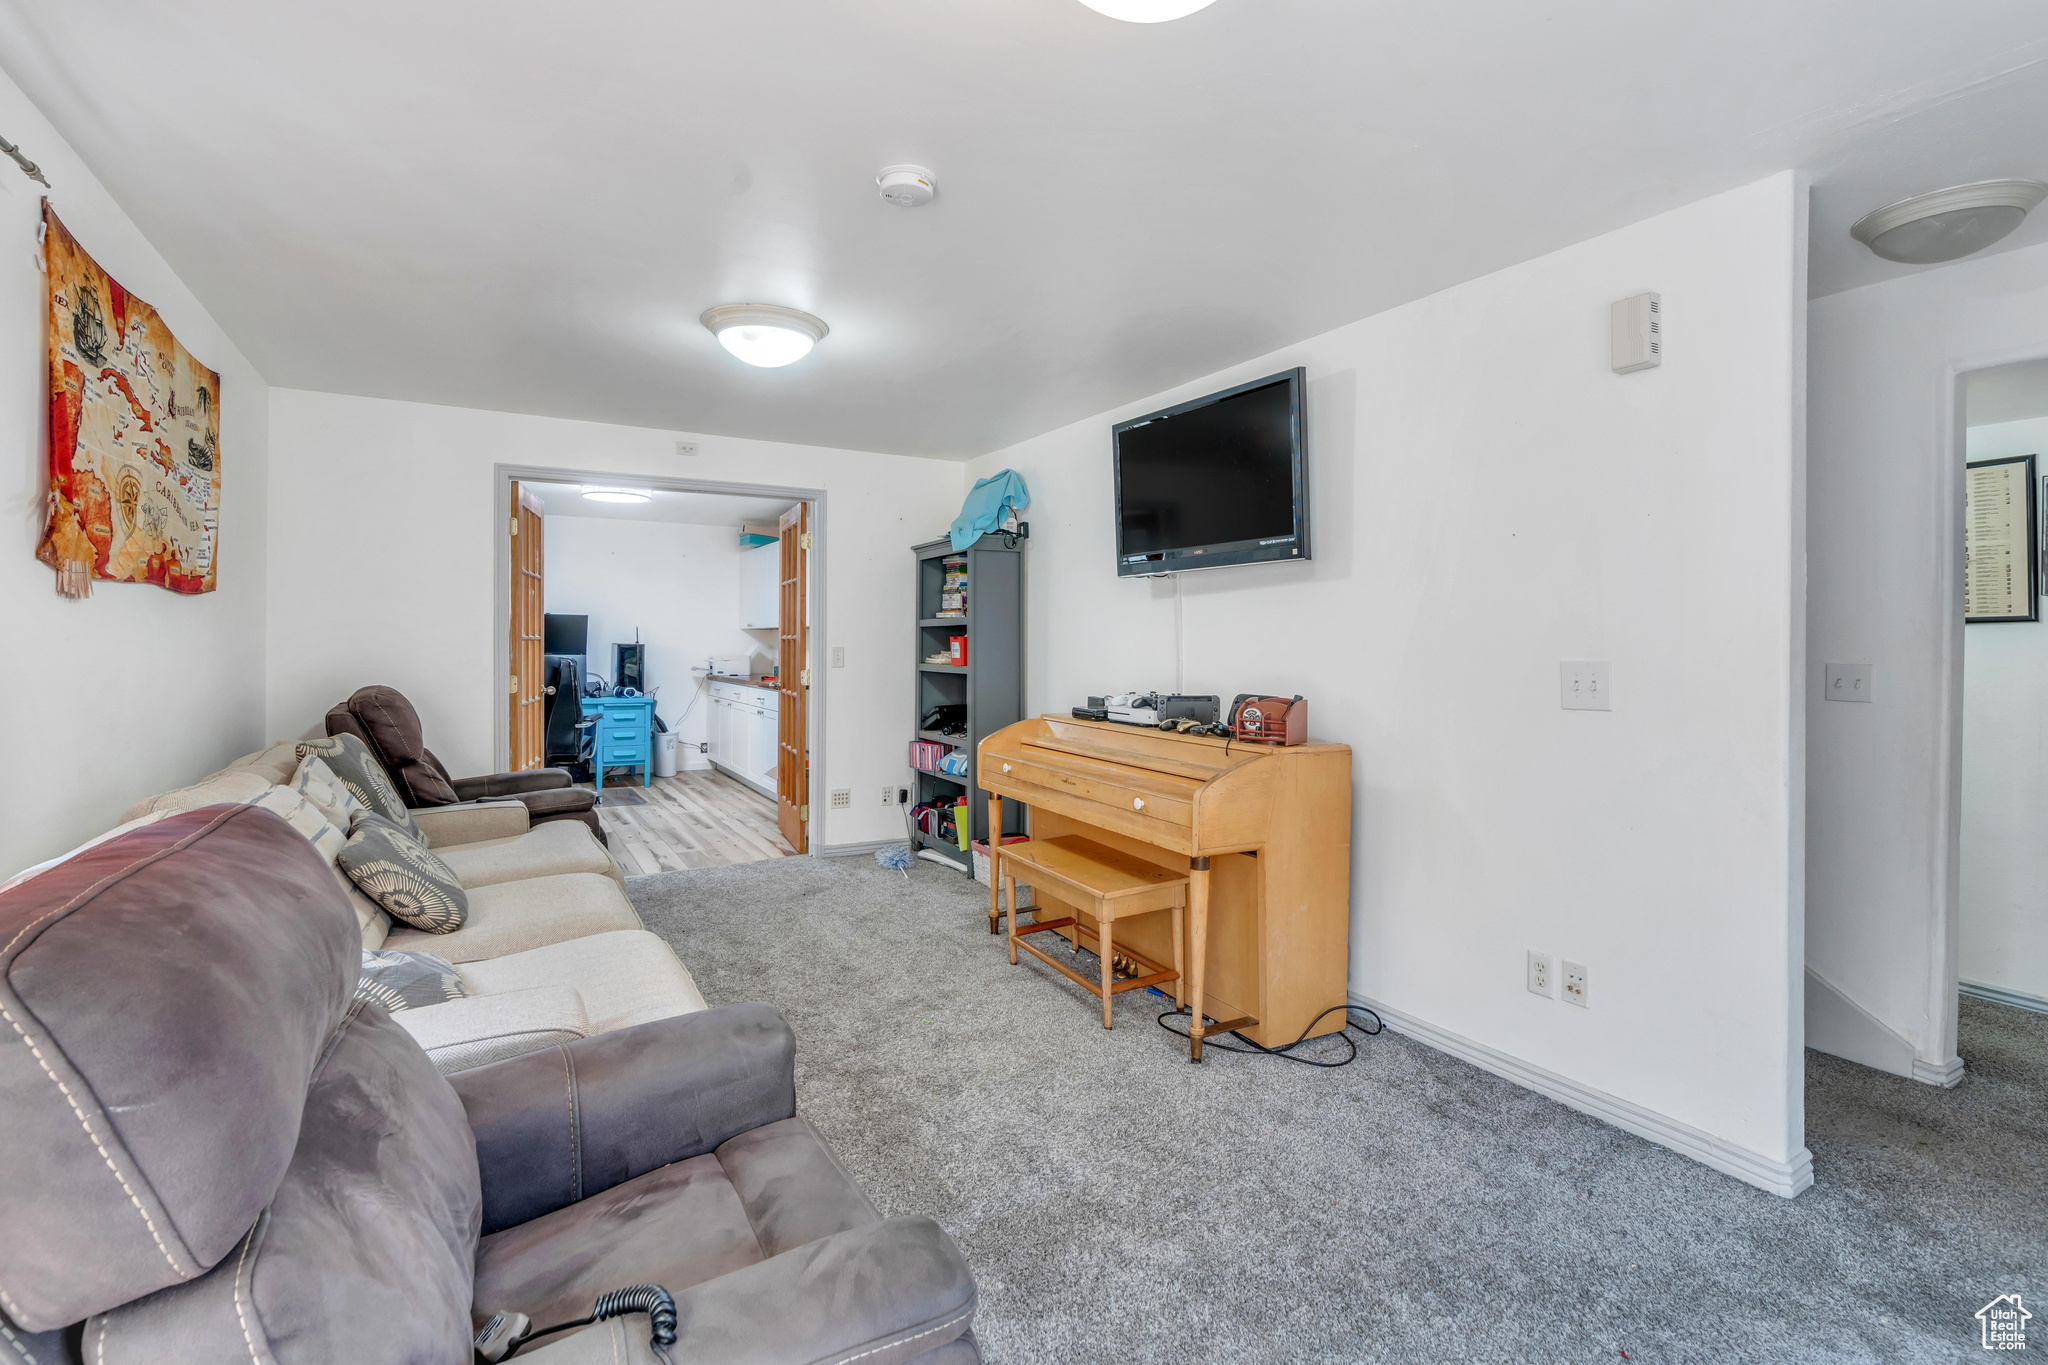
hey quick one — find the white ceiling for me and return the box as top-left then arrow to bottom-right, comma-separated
1967,357 -> 2048,428
3,2 -> 2046,459
527,482 -> 794,528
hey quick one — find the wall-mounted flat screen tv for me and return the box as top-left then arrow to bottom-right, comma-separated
1113,367 -> 1308,577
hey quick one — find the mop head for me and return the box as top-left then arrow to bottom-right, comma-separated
875,844 -> 915,878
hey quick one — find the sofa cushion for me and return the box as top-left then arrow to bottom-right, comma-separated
216,738 -> 305,786
356,948 -> 469,1012
382,872 -> 642,963
291,754 -> 367,832
119,767 -> 272,823
88,1003 -> 483,1365
437,819 -> 623,889
459,930 -> 707,1033
395,986 -> 594,1074
296,732 -> 420,836
339,811 -> 469,934
0,805 -> 359,1330
470,1117 -> 884,1355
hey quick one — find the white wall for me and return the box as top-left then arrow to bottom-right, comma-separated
265,389 -> 962,848
0,68 -> 270,876
965,173 -> 1810,1191
544,515 -> 770,769
1959,415 -> 2048,1006
1807,237 -> 2048,1078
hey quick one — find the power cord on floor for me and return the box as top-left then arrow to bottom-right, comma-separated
1156,1002 -> 1383,1067
1044,930 -> 1382,1067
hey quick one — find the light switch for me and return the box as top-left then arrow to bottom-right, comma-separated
831,646 -> 846,668
1824,662 -> 1872,703
1560,661 -> 1611,711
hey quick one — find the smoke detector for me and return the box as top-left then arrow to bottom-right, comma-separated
877,165 -> 935,208
1850,180 -> 2048,265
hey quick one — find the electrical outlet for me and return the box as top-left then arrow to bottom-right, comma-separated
675,440 -> 697,456
832,646 -> 846,668
1527,951 -> 1553,997
880,785 -> 893,806
697,742 -> 708,753
1561,960 -> 1588,1007
1824,661 -> 1872,703
829,789 -> 850,809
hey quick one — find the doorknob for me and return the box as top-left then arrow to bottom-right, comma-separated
544,686 -> 556,695
1133,797 -> 1145,811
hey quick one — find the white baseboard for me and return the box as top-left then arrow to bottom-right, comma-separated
1352,992 -> 1814,1200
815,838 -> 902,858
1911,1055 -> 1966,1088
1805,966 -> 1964,1087
1960,979 -> 2048,1017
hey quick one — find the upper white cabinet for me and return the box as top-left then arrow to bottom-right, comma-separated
740,544 -> 779,630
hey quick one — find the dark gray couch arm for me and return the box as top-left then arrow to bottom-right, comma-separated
451,768 -> 574,799
665,1217 -> 975,1365
452,1004 -> 796,1234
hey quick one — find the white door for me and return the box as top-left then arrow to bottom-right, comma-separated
740,545 -> 780,629
751,707 -> 778,793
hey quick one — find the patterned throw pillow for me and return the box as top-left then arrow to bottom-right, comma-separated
337,810 -> 468,933
241,785 -> 347,864
297,733 -> 419,838
354,949 -> 468,1012
291,755 -> 367,833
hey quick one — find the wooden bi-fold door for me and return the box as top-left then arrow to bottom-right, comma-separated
776,502 -> 809,852
509,482 -> 546,771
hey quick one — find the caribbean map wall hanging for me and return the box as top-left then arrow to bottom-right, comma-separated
37,203 -> 220,598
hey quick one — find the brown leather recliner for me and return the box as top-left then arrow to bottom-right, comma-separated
326,684 -> 605,844
0,805 -> 982,1364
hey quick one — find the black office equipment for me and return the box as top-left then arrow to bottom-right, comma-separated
544,613 -> 588,655
1113,367 -> 1308,576
613,642 -> 646,695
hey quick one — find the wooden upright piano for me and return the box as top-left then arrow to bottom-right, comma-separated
978,715 -> 1352,1058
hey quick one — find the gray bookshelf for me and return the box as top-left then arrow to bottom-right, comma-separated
911,533 -> 1025,872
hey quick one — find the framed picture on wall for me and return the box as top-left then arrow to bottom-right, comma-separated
1964,453 -> 2038,623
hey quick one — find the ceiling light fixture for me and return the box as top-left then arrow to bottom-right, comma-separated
582,487 -> 652,504
699,303 -> 829,368
1077,0 -> 1218,21
1850,179 -> 2048,265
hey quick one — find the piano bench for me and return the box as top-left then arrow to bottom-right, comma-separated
999,834 -> 1186,1031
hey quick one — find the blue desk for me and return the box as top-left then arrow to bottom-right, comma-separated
581,695 -> 654,790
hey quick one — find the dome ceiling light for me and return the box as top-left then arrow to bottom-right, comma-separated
582,487 -> 652,504
1850,179 -> 2048,265
1077,0 -> 1219,20
699,303 -> 829,368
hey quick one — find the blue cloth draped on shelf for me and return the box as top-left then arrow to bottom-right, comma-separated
949,469 -> 1030,551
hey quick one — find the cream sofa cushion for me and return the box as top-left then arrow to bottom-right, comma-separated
391,986 -> 592,1074
435,819 -> 623,889
120,769 -> 273,824
380,871 -> 642,963
217,739 -> 303,786
459,930 -> 708,1034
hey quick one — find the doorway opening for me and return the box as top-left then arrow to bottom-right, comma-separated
494,466 -> 825,869
1958,357 -> 2048,1027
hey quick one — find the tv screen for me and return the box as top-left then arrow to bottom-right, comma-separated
1113,368 -> 1307,576
543,613 -> 588,655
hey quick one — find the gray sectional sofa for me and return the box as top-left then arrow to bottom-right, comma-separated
0,805 -> 981,1363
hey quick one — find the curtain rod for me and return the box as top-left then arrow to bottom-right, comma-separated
0,133 -> 48,187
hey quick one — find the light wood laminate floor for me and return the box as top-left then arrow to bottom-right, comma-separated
577,768 -> 797,873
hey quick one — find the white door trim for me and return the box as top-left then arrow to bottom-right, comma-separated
491,464 -> 830,858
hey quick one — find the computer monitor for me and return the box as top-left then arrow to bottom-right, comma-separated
544,613 -> 588,655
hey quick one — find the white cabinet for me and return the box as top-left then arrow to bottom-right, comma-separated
707,682 -> 779,799
740,544 -> 780,630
